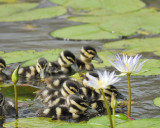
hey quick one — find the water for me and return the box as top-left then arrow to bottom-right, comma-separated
0,0 -> 160,124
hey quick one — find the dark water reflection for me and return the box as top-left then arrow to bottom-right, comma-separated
0,0 -> 160,124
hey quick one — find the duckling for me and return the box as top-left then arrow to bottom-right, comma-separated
0,93 -> 15,116
37,94 -> 98,121
47,50 -> 78,76
0,57 -> 9,82
35,80 -> 80,106
18,57 -> 48,79
43,75 -> 77,90
76,46 -> 103,71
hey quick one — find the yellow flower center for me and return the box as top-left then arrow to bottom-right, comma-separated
98,80 -> 102,88
126,63 -> 130,71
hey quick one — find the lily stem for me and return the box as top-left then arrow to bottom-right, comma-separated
112,108 -> 115,128
14,83 -> 18,118
127,73 -> 131,117
100,89 -> 113,128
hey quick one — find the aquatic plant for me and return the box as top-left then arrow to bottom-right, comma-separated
109,54 -> 147,116
84,70 -> 121,128
11,65 -> 20,118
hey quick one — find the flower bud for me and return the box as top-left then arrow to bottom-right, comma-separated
111,92 -> 117,109
12,65 -> 20,84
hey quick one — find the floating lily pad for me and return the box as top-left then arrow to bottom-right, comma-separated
0,3 -> 67,22
0,49 -> 63,66
116,118 -> 160,128
56,124 -> 106,128
50,0 -> 145,13
4,117 -> 69,128
51,24 -> 119,40
52,8 -> 160,40
0,3 -> 38,18
0,85 -> 38,100
154,97 -> 160,108
88,114 -> 129,127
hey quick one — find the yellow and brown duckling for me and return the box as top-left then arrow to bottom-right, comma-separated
47,50 -> 78,76
35,79 -> 81,107
76,46 -> 103,71
0,58 -> 9,82
37,94 -> 98,121
18,57 -> 48,79
0,93 -> 15,116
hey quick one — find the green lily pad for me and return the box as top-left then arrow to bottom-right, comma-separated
53,8 -> 160,40
103,37 -> 160,56
0,4 -> 67,22
50,0 -> 145,13
87,114 -> 129,126
4,117 -> 69,128
154,97 -> 160,108
1,49 -> 63,66
51,24 -> 119,40
55,124 -> 106,128
0,85 -> 38,100
116,118 -> 160,128
0,3 -> 38,18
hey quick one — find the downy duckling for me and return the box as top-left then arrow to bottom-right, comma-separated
47,50 -> 78,76
0,93 -> 15,116
43,75 -> 77,90
76,46 -> 103,71
35,80 -> 81,106
18,57 -> 48,79
37,94 -> 98,121
0,58 -> 9,82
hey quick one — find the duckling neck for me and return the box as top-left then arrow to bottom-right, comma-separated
84,62 -> 94,71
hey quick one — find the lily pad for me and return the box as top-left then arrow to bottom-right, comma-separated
4,117 -> 69,128
0,49 -> 63,66
56,124 -> 106,128
87,114 -> 129,126
51,24 -> 119,40
0,3 -> 38,18
0,85 -> 38,100
52,8 -> 160,40
50,0 -> 145,13
0,4 -> 67,22
154,97 -> 160,108
116,118 -> 160,128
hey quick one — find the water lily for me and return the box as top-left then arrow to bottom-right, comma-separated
84,70 -> 120,128
109,53 -> 147,76
84,70 -> 121,89
109,53 -> 147,117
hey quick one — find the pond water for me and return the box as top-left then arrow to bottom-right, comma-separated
0,0 -> 160,125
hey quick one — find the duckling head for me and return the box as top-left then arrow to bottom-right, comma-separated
61,80 -> 80,97
66,94 -> 89,114
67,94 -> 98,116
58,50 -> 78,71
0,58 -> 6,73
80,46 -> 103,63
36,58 -> 48,79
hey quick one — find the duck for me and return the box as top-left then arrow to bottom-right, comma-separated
47,50 -> 78,76
18,57 -> 48,79
37,94 -> 98,121
35,79 -> 81,107
76,46 -> 103,71
0,57 -> 9,82
0,93 -> 15,116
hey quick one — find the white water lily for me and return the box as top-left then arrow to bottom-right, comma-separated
84,70 -> 121,89
109,53 -> 148,76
